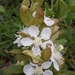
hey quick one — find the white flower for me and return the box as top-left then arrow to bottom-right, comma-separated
13,35 -> 22,47
50,50 -> 64,71
49,42 -> 64,71
23,61 -> 53,75
21,25 -> 52,56
44,15 -> 54,26
41,40 -> 64,71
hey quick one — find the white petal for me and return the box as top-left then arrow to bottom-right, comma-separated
44,16 -> 54,26
22,27 -> 28,34
42,61 -> 52,69
30,62 -> 38,67
32,12 -> 36,17
32,46 -> 41,56
28,25 -> 39,38
48,40 -> 55,51
41,40 -> 54,49
40,28 -> 51,40
41,42 -> 46,49
21,37 -> 33,46
13,38 -> 22,47
50,57 -> 59,71
23,64 -> 35,75
17,41 -> 22,47
14,38 -> 20,44
43,70 -> 53,75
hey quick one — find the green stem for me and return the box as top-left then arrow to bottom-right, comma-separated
51,0 -> 54,11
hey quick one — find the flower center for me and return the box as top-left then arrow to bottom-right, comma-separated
35,66 -> 43,75
34,37 -> 42,46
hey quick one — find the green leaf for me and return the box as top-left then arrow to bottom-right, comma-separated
45,2 -> 49,10
9,49 -> 22,54
61,71 -> 75,75
23,50 -> 43,63
68,12 -> 75,19
66,71 -> 75,75
22,0 -> 30,6
51,31 -> 60,42
69,0 -> 75,12
0,6 -> 5,13
33,7 -> 44,25
16,54 -> 29,61
55,39 -> 67,46
3,64 -> 23,74
31,0 -> 44,11
51,24 -> 59,35
20,0 -> 44,26
45,2 -> 55,17
61,64 -> 67,71
20,5 -> 30,25
54,0 -> 68,19
41,45 -> 52,62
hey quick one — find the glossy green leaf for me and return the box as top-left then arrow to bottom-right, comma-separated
54,0 -> 68,19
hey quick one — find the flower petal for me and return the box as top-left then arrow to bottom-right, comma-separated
50,57 -> 59,71
22,27 -> 28,34
28,25 -> 39,38
41,40 -> 54,49
42,61 -> 52,69
32,46 -> 41,56
23,64 -> 34,75
13,37 -> 22,47
30,62 -> 38,67
40,28 -> 51,40
21,37 -> 33,46
32,12 -> 36,17
43,70 -> 53,75
44,16 -> 54,26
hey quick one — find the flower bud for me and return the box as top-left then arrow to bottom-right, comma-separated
20,61 -> 25,66
56,45 -> 64,52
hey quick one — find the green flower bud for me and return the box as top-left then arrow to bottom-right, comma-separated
56,45 -> 64,52
20,61 -> 25,66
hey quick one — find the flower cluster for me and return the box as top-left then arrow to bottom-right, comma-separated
13,0 -> 65,75
14,16 -> 64,75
